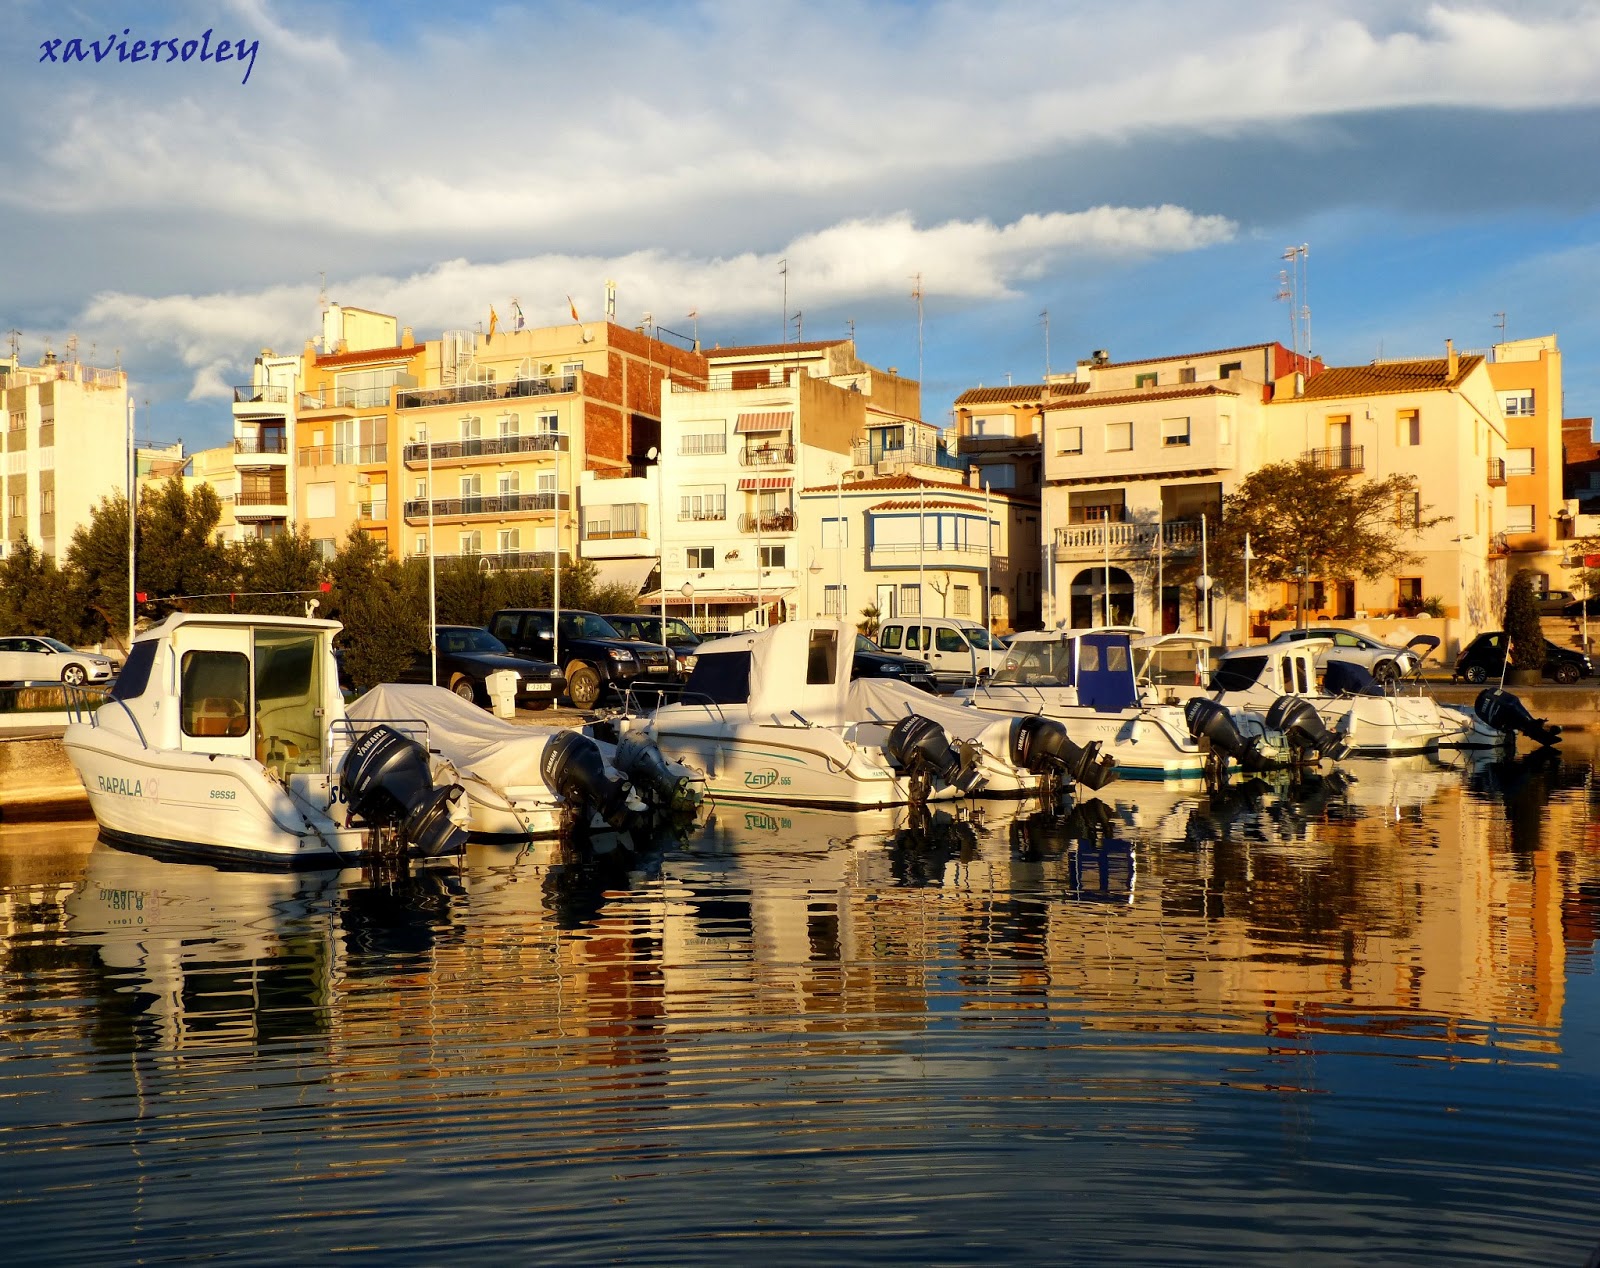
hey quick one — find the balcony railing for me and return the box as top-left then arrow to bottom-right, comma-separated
233,385 -> 289,405
1487,458 -> 1507,486
427,550 -> 573,572
868,542 -> 988,562
235,435 -> 288,454
1054,520 -> 1206,555
403,491 -> 571,521
678,507 -> 727,522
297,385 -> 396,411
236,490 -> 289,507
1307,445 -> 1365,472
582,525 -> 649,541
738,509 -> 795,534
395,374 -> 577,411
298,443 -> 388,465
851,441 -> 965,471
403,432 -> 568,465
739,444 -> 795,467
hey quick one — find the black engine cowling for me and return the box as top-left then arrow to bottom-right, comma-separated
340,724 -> 468,859
613,732 -> 692,811
1184,698 -> 1270,772
885,715 -> 964,788
1474,688 -> 1561,748
1264,695 -> 1350,761
1007,715 -> 1118,791
541,730 -> 634,830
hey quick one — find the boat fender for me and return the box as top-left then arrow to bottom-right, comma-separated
1264,696 -> 1349,760
1183,698 -> 1270,772
1473,688 -> 1561,748
540,730 -> 634,830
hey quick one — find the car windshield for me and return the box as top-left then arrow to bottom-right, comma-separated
39,638 -> 75,653
855,635 -> 882,653
439,628 -> 508,655
965,627 -> 1000,650
559,612 -> 623,640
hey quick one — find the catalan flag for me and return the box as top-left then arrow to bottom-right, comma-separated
487,305 -> 498,343
567,294 -> 580,323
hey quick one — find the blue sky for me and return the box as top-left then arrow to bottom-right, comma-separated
7,0 -> 1600,450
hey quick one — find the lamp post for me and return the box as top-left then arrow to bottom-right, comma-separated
1242,533 -> 1254,646
649,445 -> 666,655
681,580 -> 694,633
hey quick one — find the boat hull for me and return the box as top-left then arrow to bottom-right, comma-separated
967,690 -> 1207,781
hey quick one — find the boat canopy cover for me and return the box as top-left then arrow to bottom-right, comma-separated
1077,631 -> 1139,712
689,620 -> 855,721
347,684 -> 556,793
846,677 -> 1015,745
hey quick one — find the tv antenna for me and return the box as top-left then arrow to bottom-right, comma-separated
1278,244 -> 1310,358
911,272 -> 924,386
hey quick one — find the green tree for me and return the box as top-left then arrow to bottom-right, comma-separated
235,527 -> 328,617
325,528 -> 426,691
136,477 -> 236,610
65,491 -> 134,647
1503,570 -> 1545,671
0,537 -> 75,638
1206,457 -> 1448,607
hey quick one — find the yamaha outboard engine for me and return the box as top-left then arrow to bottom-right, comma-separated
1474,688 -> 1562,748
1007,715 -> 1119,796
340,724 -> 469,859
886,715 -> 964,803
1265,695 -> 1350,762
1184,698 -> 1270,773
540,730 -> 634,831
613,732 -> 697,814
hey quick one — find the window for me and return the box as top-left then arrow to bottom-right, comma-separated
984,465 -> 1017,489
39,489 -> 53,515
1106,421 -> 1133,451
1506,447 -> 1536,476
1398,409 -> 1421,446
459,530 -> 482,554
1056,426 -> 1083,455
497,528 -> 521,553
681,422 -> 728,455
971,414 -> 1016,438
1500,390 -> 1536,417
686,546 -> 714,569
681,484 -> 726,521
415,479 -> 426,497
1395,491 -> 1423,529
459,474 -> 482,499
7,411 -> 24,432
823,585 -> 843,616
536,412 -> 559,434
7,494 -> 21,517
499,412 -> 520,437
1219,361 -> 1242,379
180,650 -> 250,738
1506,504 -> 1536,534
953,585 -> 971,616
415,534 -> 427,555
1178,367 -> 1196,384
805,630 -> 838,684
899,584 -> 921,616
759,545 -> 786,568
1161,417 -> 1191,447
306,481 -> 335,519
460,414 -> 482,440
821,517 -> 849,548
936,627 -> 967,653
1135,372 -> 1157,388
1397,577 -> 1423,604
879,624 -> 902,650
536,470 -> 556,494
497,472 -> 520,495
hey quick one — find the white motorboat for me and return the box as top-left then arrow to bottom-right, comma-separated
346,682 -> 703,839
961,626 -> 1235,781
623,619 -> 1117,809
62,613 -> 475,868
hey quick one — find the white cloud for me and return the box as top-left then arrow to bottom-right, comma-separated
72,205 -> 1236,398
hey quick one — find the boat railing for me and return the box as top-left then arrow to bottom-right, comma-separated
327,716 -> 430,765
6,679 -> 113,724
628,684 -> 729,724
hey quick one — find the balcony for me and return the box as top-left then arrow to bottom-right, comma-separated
867,541 -> 989,569
739,443 -> 795,468
1053,519 -> 1205,562
403,432 -> 567,468
738,509 -> 795,534
297,443 -> 388,466
395,373 -> 577,411
235,488 -> 289,521
678,508 -> 727,523
954,431 -> 1035,455
232,384 -> 290,415
1307,445 -> 1365,472
402,491 -> 571,524
424,550 -> 573,572
235,434 -> 288,455
297,384 -> 396,414
1487,458 -> 1507,486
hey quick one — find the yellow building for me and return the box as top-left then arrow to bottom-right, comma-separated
1487,335 -> 1564,592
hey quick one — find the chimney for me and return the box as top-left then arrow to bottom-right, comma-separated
1446,338 -> 1458,380
401,326 -> 415,348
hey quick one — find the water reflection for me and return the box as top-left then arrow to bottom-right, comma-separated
3,741 -> 1600,1264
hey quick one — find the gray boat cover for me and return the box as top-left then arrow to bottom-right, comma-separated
346,683 -> 558,794
844,677 -> 1014,745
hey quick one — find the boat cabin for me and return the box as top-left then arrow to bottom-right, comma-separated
104,614 -> 344,778
989,627 -> 1143,713
1131,633 -> 1213,703
680,619 -> 856,721
1209,639 -> 1327,701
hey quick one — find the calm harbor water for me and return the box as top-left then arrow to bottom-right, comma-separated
4,740 -> 1600,1265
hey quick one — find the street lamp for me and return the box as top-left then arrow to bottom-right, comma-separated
681,580 -> 694,633
649,445 -> 666,656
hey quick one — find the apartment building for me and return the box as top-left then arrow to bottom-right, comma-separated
227,350 -> 302,541
1,351 -> 128,562
1487,335 -> 1564,590
796,472 -> 1041,632
951,379 -> 1076,497
650,340 -> 935,630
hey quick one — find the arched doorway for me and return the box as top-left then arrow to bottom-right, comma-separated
1069,567 -> 1134,628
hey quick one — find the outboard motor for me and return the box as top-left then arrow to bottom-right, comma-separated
886,715 -> 964,803
1007,715 -> 1119,794
340,724 -> 469,859
1474,688 -> 1562,749
613,732 -> 697,814
1264,695 -> 1350,762
540,730 -> 634,831
1184,698 -> 1270,773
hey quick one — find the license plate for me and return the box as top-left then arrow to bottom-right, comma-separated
647,664 -> 669,673
524,682 -> 552,693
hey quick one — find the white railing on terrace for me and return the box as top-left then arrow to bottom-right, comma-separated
1054,520 -> 1205,552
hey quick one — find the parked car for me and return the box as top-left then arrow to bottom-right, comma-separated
602,612 -> 702,677
875,617 -> 1007,689
488,608 -> 674,708
1535,590 -> 1579,616
1265,626 -> 1424,683
0,635 -> 116,686
1451,631 -> 1592,685
852,635 -> 936,692
398,626 -> 566,709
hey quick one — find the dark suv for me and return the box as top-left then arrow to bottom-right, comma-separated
488,608 -> 674,708
853,634 -> 936,693
603,612 -> 701,677
1451,631 -> 1592,685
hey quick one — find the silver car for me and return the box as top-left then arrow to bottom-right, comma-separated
0,636 -> 116,686
1265,626 -> 1420,683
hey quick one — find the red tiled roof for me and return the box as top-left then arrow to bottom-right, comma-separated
1043,383 -> 1242,411
1095,342 -> 1279,370
705,340 -> 850,360
1298,355 -> 1482,400
798,472 -> 1031,500
871,498 -> 985,512
315,344 -> 424,367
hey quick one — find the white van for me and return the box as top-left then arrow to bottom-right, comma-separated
875,617 -> 1007,689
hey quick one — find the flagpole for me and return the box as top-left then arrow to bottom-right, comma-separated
1102,518 -> 1111,627
127,398 -> 136,649
836,473 -> 845,623
918,482 -> 926,617
1156,521 -> 1164,635
983,479 -> 992,635
427,433 -> 437,686
1243,532 -> 1253,647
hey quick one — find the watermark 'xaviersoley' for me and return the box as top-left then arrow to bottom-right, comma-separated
39,28 -> 260,85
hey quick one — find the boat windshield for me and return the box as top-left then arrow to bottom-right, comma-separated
991,640 -> 1072,686
1211,655 -> 1268,692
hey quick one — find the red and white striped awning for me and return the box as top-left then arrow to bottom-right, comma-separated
734,410 -> 793,434
738,475 -> 793,491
